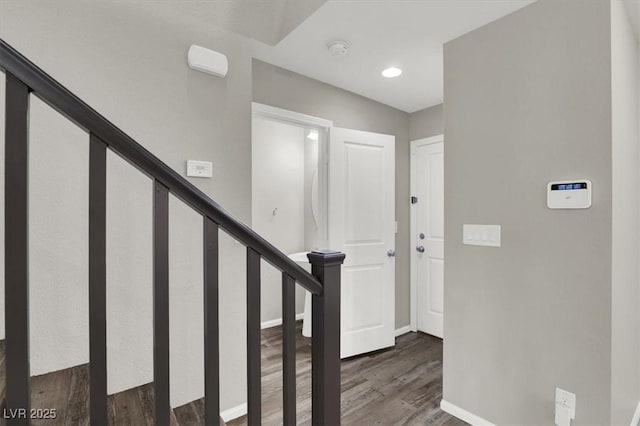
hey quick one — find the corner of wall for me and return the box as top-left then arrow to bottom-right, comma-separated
611,0 -> 640,423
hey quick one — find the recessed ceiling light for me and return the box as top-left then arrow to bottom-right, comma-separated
382,67 -> 402,78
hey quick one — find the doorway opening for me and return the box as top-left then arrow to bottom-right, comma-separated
251,102 -> 331,336
251,102 -> 397,358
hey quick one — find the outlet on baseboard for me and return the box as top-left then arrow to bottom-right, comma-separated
555,388 -> 576,426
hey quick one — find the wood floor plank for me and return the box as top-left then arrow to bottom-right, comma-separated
108,387 -> 141,425
173,398 -> 201,425
137,383 -> 157,426
174,397 -> 224,426
64,365 -> 90,426
227,324 -> 466,426
0,326 -> 465,426
31,365 -> 73,426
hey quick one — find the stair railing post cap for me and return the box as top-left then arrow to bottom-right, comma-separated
307,250 -> 346,265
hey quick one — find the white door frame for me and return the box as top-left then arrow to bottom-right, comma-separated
410,134 -> 444,332
252,102 -> 333,129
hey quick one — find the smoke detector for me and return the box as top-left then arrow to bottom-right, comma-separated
327,40 -> 349,58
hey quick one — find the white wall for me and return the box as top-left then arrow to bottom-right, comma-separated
611,1 -> 640,422
168,195 -> 206,407
105,151 -> 154,396
28,98 -> 91,374
252,117 -> 307,322
0,0 -> 253,411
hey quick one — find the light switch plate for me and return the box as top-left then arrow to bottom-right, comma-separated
187,160 -> 213,178
463,224 -> 501,247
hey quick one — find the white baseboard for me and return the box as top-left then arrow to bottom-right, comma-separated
440,399 -> 496,426
395,325 -> 412,337
261,313 -> 304,330
631,400 -> 640,426
221,402 -> 247,422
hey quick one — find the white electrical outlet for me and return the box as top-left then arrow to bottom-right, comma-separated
555,388 -> 576,426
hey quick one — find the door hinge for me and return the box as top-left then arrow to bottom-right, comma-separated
411,196 -> 418,204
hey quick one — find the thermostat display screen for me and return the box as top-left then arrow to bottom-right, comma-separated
551,182 -> 588,191
547,179 -> 591,209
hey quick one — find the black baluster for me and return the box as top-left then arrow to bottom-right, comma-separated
89,133 -> 108,425
204,217 -> 220,426
5,72 -> 30,426
282,273 -> 296,426
246,248 -> 261,425
153,181 -> 170,425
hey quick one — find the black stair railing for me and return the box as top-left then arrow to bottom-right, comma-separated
0,38 -> 344,426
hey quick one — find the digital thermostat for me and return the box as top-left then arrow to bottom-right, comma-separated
186,160 -> 213,178
547,180 -> 591,209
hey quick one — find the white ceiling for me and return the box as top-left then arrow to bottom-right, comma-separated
125,0 -> 327,45
252,0 -> 536,113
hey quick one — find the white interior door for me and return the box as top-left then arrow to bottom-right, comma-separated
411,136 -> 444,338
329,127 -> 395,358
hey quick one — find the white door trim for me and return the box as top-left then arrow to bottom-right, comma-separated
410,134 -> 444,333
252,102 -> 333,129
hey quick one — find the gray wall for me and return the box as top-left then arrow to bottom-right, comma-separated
252,59 -> 412,328
443,0 -> 614,424
0,1 -> 252,411
409,104 -> 443,141
611,0 -> 640,423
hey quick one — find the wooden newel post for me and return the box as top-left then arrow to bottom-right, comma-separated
308,249 -> 346,426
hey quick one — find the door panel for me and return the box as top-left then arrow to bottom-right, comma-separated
343,264 -> 385,333
345,143 -> 385,243
412,137 -> 444,338
329,127 -> 395,358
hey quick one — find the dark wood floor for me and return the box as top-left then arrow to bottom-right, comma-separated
0,325 -> 465,425
226,324 -> 467,426
0,343 -> 180,426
